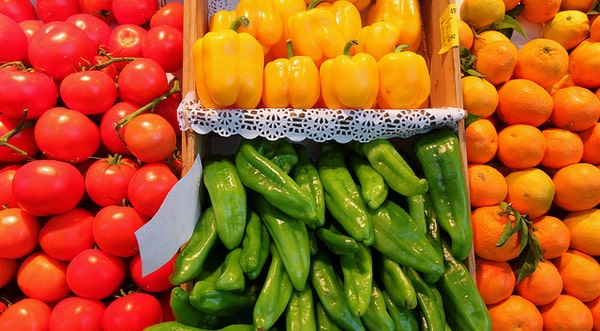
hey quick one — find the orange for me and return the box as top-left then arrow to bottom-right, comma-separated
505,167 -> 555,219
520,0 -> 561,24
553,163 -> 600,212
457,19 -> 475,50
503,0 -> 520,11
585,295 -> 600,331
540,127 -> 584,169
530,214 -> 571,259
495,78 -> 554,126
549,73 -> 576,94
461,76 -> 499,117
554,250 -> 600,302
515,260 -> 563,306
471,30 -> 511,56
474,39 -> 519,86
468,163 -> 508,207
563,208 -> 600,256
550,85 -> 600,132
512,38 -> 570,89
569,39 -> 600,89
497,124 -> 547,169
471,205 -> 522,262
475,257 -> 516,305
591,16 -> 600,42
543,10 -> 590,50
459,0 -> 506,30
539,294 -> 594,331
488,295 -> 544,331
561,0 -> 595,11
465,118 -> 499,164
578,122 -> 600,165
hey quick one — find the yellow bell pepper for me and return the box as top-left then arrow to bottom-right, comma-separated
320,40 -> 379,109
377,45 -> 430,109
315,0 -> 362,42
263,40 -> 321,108
353,21 -> 401,61
366,0 -> 422,51
305,0 -> 371,11
208,0 -> 283,54
193,17 -> 264,109
265,0 -> 307,61
287,0 -> 347,66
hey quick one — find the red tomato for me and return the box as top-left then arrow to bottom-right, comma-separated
12,159 -> 86,216
28,21 -> 97,81
19,19 -> 44,41
59,70 -> 118,115
0,13 -> 28,64
66,248 -> 126,300
78,0 -> 113,23
0,257 -> 18,288
102,292 -> 163,331
154,90 -> 182,134
141,25 -> 183,73
36,0 -> 81,23
0,68 -> 58,120
129,253 -> 176,293
17,251 -> 71,303
85,156 -> 139,207
123,113 -> 177,163
150,2 -> 183,32
108,23 -> 147,60
65,13 -> 112,51
93,205 -> 148,258
0,164 -> 19,208
158,290 -> 176,322
38,208 -> 96,261
0,0 -> 37,22
99,101 -> 141,155
0,114 -> 39,163
34,107 -> 101,163
118,58 -> 168,105
112,0 -> 158,26
0,208 -> 39,259
48,296 -> 105,331
0,298 -> 51,331
127,162 -> 178,217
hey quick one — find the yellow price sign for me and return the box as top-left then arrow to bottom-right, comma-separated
439,3 -> 459,54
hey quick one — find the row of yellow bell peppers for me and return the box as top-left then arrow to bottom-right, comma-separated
193,0 -> 430,110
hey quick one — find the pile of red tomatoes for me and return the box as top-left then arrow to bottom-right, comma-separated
0,1 -> 185,330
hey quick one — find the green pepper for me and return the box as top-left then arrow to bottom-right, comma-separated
315,300 -> 343,331
286,285 -> 317,331
291,144 -> 326,229
235,139 -> 317,224
353,139 -> 428,197
143,321 -> 255,331
169,287 -> 210,328
215,247 -> 245,292
203,155 -> 247,250
360,283 -> 395,331
252,194 -> 311,291
315,225 -> 360,256
422,191 -> 445,284
405,267 -> 446,331
382,290 -> 420,331
253,244 -> 294,331
239,210 -> 264,275
310,249 -> 366,331
318,142 -> 374,245
347,153 -> 388,210
369,200 -> 445,279
436,240 -> 492,331
188,280 -> 256,317
407,193 -> 427,234
380,254 -> 417,309
250,137 -> 299,174
339,242 -> 373,317
414,128 -> 472,261
170,207 -> 219,285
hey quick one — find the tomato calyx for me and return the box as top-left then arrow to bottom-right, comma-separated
85,50 -> 137,71
0,110 -> 35,160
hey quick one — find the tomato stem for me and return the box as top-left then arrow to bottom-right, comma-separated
0,109 -> 36,159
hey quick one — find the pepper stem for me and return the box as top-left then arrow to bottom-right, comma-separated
394,44 -> 410,53
286,39 -> 294,59
230,16 -> 250,31
344,40 -> 359,57
308,0 -> 323,9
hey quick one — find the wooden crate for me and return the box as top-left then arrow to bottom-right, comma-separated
179,0 -> 474,269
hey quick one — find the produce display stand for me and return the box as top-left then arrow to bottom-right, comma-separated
178,0 -> 474,269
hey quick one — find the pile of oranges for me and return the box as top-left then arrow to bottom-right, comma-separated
459,0 -> 600,329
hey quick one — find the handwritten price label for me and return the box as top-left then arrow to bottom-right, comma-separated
439,3 -> 459,54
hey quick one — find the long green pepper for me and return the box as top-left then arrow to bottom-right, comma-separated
382,290 -> 420,331
360,283 -> 395,331
340,242 -> 373,317
285,285 -> 317,331
414,128 -> 472,261
291,144 -> 326,228
347,153 -> 388,210
405,267 -> 446,331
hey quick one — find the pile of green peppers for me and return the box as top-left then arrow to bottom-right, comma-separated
146,129 -> 491,331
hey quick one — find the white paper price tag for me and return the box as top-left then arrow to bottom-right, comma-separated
135,155 -> 203,277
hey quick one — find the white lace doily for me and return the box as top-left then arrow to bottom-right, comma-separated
177,92 -> 466,143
